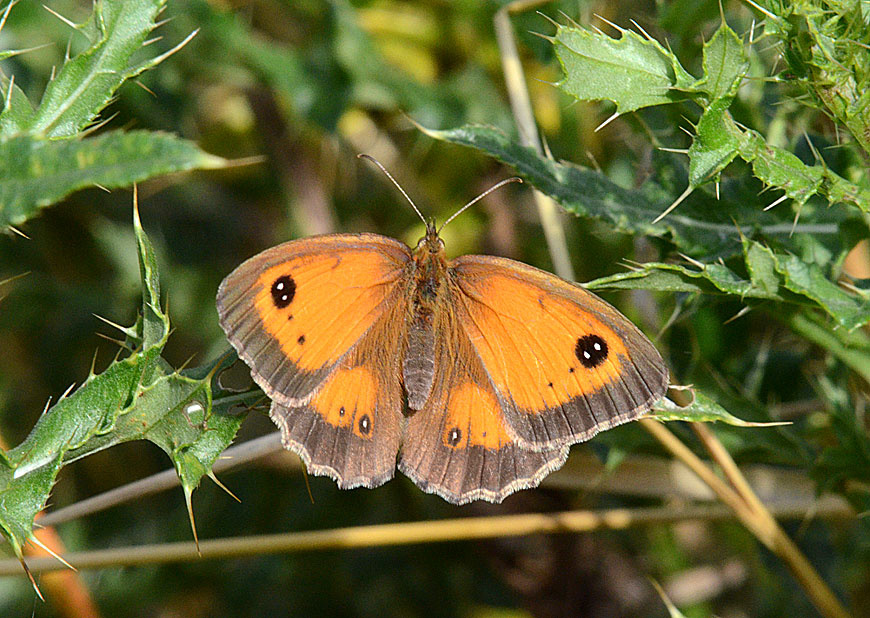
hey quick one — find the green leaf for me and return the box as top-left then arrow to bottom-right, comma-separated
22,0 -> 168,138
0,130 -> 226,229
166,366 -> 247,497
0,77 -> 36,136
549,13 -> 870,217
774,251 -> 870,331
587,261 -> 760,298
688,98 -> 742,186
695,20 -> 748,101
685,20 -> 749,187
0,205 -> 243,558
420,123 -> 846,257
743,238 -> 781,296
0,456 -> 63,556
554,22 -> 695,114
738,129 -> 825,208
0,204 -> 169,556
653,390 -> 788,427
587,238 -> 870,330
134,198 -> 167,352
685,107 -> 870,215
758,1 -> 870,158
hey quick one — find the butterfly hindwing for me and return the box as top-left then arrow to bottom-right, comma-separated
217,234 -> 411,405
270,307 -> 407,489
451,255 -> 668,451
398,307 -> 569,504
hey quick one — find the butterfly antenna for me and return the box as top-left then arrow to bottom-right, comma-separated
438,177 -> 522,233
357,153 -> 426,225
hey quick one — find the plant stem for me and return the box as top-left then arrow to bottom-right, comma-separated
642,419 -> 852,618
2,501 -> 851,577
494,1 -> 575,281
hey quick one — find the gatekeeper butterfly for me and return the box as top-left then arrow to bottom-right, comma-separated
217,156 -> 668,504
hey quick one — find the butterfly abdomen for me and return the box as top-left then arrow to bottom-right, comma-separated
403,310 -> 436,410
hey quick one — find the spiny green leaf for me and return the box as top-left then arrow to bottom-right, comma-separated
685,20 -> 749,187
738,129 -> 826,208
587,239 -> 870,330
0,455 -> 63,556
0,204 -> 169,556
744,238 -> 781,296
0,204 -> 245,557
134,197 -> 167,353
63,372 -> 201,462
587,261 -> 759,298
420,123 -> 845,257
758,0 -> 870,157
170,376 -> 246,497
554,22 -> 695,114
549,12 -> 870,219
653,390 -> 789,427
688,98 -> 742,186
773,251 -> 870,331
687,109 -> 870,214
0,76 -> 35,135
0,130 -> 226,229
24,0 -> 168,137
696,20 -> 748,101
737,124 -> 870,212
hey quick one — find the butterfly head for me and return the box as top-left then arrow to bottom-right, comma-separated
415,218 -> 446,255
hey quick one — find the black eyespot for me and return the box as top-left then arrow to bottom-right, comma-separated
575,334 -> 608,368
297,335 -> 306,345
547,381 -> 554,388
358,414 -> 371,435
447,427 -> 462,447
569,367 -> 575,374
271,275 -> 296,309
339,406 -> 345,417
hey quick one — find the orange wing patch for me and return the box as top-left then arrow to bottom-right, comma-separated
267,305 -> 407,491
441,382 -> 512,450
311,365 -> 377,439
253,252 -> 402,372
217,234 -> 411,405
451,255 -> 668,450
455,269 -> 629,410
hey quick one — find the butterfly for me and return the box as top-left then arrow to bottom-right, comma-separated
216,156 -> 668,505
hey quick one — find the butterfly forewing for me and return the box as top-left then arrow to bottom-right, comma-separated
216,234 -> 412,406
450,255 -> 669,451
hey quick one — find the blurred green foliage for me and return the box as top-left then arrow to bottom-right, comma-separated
1,0 -> 869,617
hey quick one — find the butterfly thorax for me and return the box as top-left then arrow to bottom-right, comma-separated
411,221 -> 448,299
403,222 -> 449,411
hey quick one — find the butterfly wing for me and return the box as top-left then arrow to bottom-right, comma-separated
398,306 -> 568,504
270,303 -> 407,488
450,255 -> 668,451
217,233 -> 412,406
217,234 -> 412,488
